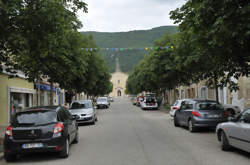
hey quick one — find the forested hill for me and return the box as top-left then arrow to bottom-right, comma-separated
81,26 -> 178,73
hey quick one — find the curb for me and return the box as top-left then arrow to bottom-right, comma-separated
0,138 -> 3,160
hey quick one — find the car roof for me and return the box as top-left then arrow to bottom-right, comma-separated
97,97 -> 107,99
21,106 -> 61,113
72,100 -> 92,103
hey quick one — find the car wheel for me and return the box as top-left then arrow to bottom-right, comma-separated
72,131 -> 79,144
91,117 -> 96,125
4,153 -> 17,162
60,138 -> 69,158
221,131 -> 231,151
95,116 -> 98,121
174,116 -> 179,127
188,119 -> 195,132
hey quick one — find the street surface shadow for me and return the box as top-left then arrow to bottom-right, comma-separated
78,123 -> 95,127
8,152 -> 61,164
178,126 -> 216,134
226,147 -> 250,158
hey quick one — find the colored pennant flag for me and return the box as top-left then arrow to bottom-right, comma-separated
90,48 -> 93,52
85,48 -> 89,51
165,46 -> 169,50
145,48 -> 149,51
171,46 -> 174,49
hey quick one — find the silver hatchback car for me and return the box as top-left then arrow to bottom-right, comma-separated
216,108 -> 250,152
69,100 -> 97,125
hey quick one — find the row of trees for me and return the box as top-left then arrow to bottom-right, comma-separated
0,0 -> 112,104
126,0 -> 250,101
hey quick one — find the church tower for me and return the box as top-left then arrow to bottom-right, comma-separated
109,58 -> 128,97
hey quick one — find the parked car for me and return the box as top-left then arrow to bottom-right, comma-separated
4,106 -> 79,162
222,104 -> 241,117
170,99 -> 190,117
136,96 -> 144,106
174,99 -> 228,132
130,97 -> 137,105
108,97 -> 114,102
96,97 -> 110,109
216,108 -> 250,152
140,97 -> 158,110
69,100 -> 97,125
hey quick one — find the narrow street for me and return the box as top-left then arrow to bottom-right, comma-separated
1,98 -> 250,165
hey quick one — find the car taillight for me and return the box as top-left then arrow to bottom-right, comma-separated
173,106 -> 178,110
224,111 -> 229,117
5,125 -> 13,136
192,111 -> 201,118
54,123 -> 64,134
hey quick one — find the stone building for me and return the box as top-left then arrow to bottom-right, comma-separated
166,77 -> 250,110
109,58 -> 128,97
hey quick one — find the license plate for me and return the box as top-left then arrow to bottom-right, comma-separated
208,114 -> 219,118
22,143 -> 43,149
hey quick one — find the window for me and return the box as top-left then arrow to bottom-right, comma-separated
71,102 -> 86,109
200,87 -> 208,99
118,80 -> 120,84
14,111 -> 57,126
239,109 -> 250,123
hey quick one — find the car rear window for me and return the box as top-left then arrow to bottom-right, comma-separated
14,110 -> 57,126
196,102 -> 224,111
174,101 -> 179,106
146,97 -> 156,103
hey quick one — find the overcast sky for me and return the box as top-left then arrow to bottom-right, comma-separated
78,0 -> 186,32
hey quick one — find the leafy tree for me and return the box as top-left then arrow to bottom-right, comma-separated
170,0 -> 250,101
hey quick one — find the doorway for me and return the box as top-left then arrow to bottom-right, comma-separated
117,90 -> 122,97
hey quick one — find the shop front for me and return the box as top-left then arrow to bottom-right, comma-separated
0,73 -> 35,125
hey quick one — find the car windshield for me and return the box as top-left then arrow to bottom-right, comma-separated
196,102 -> 224,110
14,110 -> 57,126
98,98 -> 107,102
71,102 -> 91,109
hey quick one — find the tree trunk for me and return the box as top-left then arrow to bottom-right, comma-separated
214,77 -> 219,102
37,78 -> 41,106
50,82 -> 54,106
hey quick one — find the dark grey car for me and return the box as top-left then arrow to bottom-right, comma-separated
174,99 -> 227,132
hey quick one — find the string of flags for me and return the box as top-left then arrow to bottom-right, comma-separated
84,46 -> 174,52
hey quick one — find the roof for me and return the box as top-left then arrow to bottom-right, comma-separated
21,106 -> 61,112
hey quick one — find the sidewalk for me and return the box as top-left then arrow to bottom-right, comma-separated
0,125 -> 7,159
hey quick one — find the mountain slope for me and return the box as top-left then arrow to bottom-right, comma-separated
81,26 -> 178,73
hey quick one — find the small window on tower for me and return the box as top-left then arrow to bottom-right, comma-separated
118,80 -> 120,84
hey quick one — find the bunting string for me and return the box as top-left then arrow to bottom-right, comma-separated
84,46 -> 174,52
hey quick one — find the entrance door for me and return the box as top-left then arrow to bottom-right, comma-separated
117,90 -> 122,97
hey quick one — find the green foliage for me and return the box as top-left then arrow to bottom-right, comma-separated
127,0 -> 250,98
0,0 -> 112,99
170,0 -> 250,91
81,26 -> 178,73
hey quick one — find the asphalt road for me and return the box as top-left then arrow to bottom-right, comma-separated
1,98 -> 250,165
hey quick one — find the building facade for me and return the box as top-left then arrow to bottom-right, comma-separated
0,73 -> 35,126
167,77 -> 250,111
109,58 -> 128,97
110,71 -> 128,97
0,72 -> 65,126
